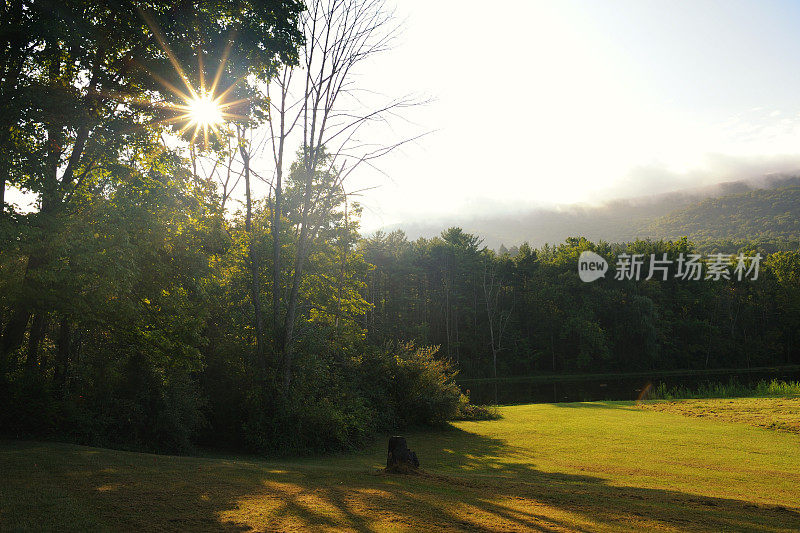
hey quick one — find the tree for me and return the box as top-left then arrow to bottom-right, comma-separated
482,250 -> 513,383
1,0 -> 474,456
262,0 -> 419,391
0,0 -> 302,361
237,123 -> 268,379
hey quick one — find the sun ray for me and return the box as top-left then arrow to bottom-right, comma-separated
209,38 -> 235,96
152,115 -> 192,127
127,7 -> 254,149
177,121 -> 194,137
218,97 -> 252,111
191,124 -> 201,144
213,73 -> 250,104
136,6 -> 199,101
198,47 -> 205,95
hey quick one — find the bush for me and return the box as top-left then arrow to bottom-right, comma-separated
242,382 -> 375,456
356,343 -> 465,430
3,337 -> 479,457
242,343 -> 468,454
0,353 -> 205,454
75,356 -> 205,453
453,394 -> 502,421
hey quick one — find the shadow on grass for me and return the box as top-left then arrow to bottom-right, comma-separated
1,435 -> 799,532
552,401 -> 636,409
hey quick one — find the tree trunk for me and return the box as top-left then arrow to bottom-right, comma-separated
333,198 -> 349,338
282,243 -> 307,391
2,42 -> 95,361
272,171 -> 282,339
281,162 -> 317,392
53,317 -> 71,394
2,306 -> 30,360
386,436 -> 419,473
1,248 -> 49,358
238,131 -> 267,380
270,82 -> 287,343
0,2 -> 27,212
445,271 -> 451,359
24,313 -> 47,375
0,150 -> 7,209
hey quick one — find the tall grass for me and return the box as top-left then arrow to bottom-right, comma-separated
453,400 -> 502,421
648,378 -> 800,400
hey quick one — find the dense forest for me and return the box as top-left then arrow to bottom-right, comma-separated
2,0 -> 799,457
361,231 -> 800,379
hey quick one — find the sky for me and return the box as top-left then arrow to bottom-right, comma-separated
342,0 -> 800,231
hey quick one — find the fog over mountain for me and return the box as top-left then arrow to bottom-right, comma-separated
377,174 -> 800,249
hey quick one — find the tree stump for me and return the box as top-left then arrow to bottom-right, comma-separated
385,436 -> 419,473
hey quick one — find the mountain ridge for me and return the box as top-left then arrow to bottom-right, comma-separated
378,174 -> 800,248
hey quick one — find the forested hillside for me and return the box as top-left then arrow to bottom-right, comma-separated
387,177 -> 800,248
648,186 -> 800,242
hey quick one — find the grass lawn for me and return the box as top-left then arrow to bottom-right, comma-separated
639,397 -> 800,435
2,400 -> 800,532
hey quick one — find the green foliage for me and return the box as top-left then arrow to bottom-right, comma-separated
241,385 -> 375,456
234,342 -> 467,455
0,0 -> 495,459
388,343 -> 464,427
4,1 -> 800,458
362,230 -> 800,379
648,379 -> 800,400
453,399 -> 502,421
354,343 -> 465,430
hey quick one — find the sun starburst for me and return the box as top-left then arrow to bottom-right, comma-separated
169,90 -> 233,147
134,7 -> 251,149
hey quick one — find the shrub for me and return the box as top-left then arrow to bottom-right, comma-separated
356,343 -> 465,430
453,394 -> 502,421
0,353 -> 206,454
242,383 -> 375,456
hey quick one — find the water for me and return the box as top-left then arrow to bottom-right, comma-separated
459,366 -> 800,405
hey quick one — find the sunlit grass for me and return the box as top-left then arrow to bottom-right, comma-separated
3,400 -> 800,531
640,396 -> 800,435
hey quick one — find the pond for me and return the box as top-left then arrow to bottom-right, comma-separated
458,366 -> 800,405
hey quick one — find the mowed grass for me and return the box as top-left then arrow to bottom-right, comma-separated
640,397 -> 800,435
2,401 -> 800,532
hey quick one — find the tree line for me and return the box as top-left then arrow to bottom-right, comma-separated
360,230 -> 800,379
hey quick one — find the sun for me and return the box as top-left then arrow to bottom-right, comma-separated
170,85 -> 242,147
169,89 -> 231,147
133,7 -> 250,148
187,92 -> 223,128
